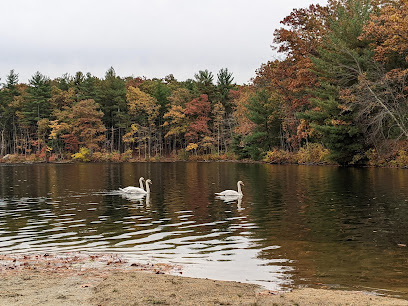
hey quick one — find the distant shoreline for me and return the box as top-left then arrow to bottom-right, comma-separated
1,155 -> 407,170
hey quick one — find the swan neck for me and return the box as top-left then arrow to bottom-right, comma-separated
146,182 -> 150,193
139,178 -> 144,189
237,182 -> 242,194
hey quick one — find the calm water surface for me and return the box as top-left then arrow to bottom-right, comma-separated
0,162 -> 407,296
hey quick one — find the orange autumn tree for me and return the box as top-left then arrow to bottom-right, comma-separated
184,94 -> 211,153
50,99 -> 106,153
254,4 -> 329,150
71,99 -> 106,151
362,0 -> 408,66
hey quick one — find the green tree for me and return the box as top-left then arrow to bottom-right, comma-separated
0,70 -> 20,155
300,0 -> 374,164
216,68 -> 236,113
21,71 -> 51,127
299,85 -> 364,165
55,73 -> 72,91
74,72 -> 100,102
98,67 -> 127,152
243,89 -> 282,160
194,70 -> 215,99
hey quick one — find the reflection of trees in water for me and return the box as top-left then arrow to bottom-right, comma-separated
246,165 -> 408,294
1,163 -> 408,295
184,162 -> 211,221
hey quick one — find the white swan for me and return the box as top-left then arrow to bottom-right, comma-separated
215,181 -> 244,197
138,177 -> 145,189
146,179 -> 152,192
119,177 -> 145,193
216,194 -> 242,202
137,179 -> 152,194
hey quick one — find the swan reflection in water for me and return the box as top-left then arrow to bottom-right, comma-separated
121,192 -> 150,207
215,194 -> 244,211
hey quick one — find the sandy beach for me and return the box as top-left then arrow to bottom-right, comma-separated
0,253 -> 407,306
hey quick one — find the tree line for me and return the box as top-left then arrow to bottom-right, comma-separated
0,67 -> 240,161
1,0 -> 408,166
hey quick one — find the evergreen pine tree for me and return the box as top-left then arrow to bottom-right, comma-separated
98,67 -> 127,151
194,70 -> 215,100
299,0 -> 375,164
244,89 -> 282,160
21,71 -> 52,126
216,68 -> 236,114
0,70 -> 20,155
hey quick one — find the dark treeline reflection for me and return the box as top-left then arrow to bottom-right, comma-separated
0,163 -> 407,295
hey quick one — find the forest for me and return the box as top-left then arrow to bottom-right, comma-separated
0,0 -> 407,166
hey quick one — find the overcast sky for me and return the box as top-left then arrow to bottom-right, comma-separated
1,0 -> 327,85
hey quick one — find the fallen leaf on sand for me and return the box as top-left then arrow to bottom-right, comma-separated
257,290 -> 278,296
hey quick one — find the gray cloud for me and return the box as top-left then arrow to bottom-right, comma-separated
1,0 -> 326,84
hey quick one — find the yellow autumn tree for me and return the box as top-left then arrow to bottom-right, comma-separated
231,87 -> 255,137
163,105 -> 187,153
125,86 -> 159,159
49,99 -> 106,153
71,99 -> 106,151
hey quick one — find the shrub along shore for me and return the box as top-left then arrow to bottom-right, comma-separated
2,143 -> 408,169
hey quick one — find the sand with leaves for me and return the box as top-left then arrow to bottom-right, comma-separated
0,252 -> 407,306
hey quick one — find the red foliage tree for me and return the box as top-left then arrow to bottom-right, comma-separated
184,94 -> 211,143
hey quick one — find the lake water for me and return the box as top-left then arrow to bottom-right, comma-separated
0,162 -> 407,296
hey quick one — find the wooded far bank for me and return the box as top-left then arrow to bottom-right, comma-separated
1,0 -> 408,167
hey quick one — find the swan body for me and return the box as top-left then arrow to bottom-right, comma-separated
215,181 -> 244,196
119,186 -> 144,193
124,179 -> 151,195
216,194 -> 242,202
119,177 -> 146,193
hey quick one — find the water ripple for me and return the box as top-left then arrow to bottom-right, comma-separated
3,163 -> 408,295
